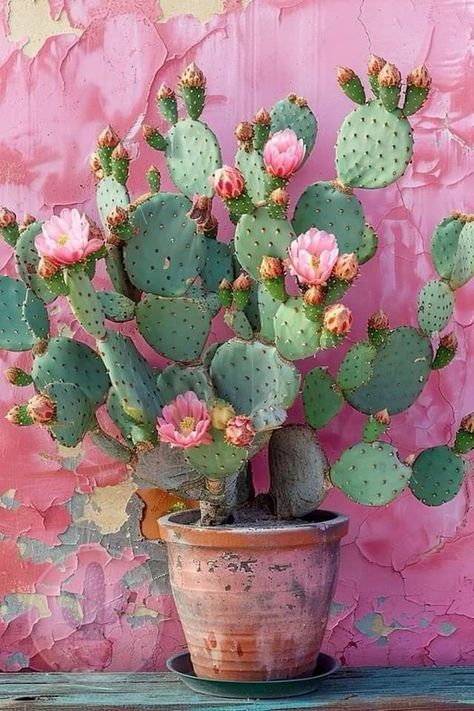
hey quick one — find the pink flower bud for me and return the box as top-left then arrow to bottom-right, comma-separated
224,415 -> 255,448
333,253 -> 359,281
407,65 -> 431,89
324,303 -> 352,336
26,394 -> 56,424
233,273 -> 252,291
287,229 -> 339,286
259,256 -> 284,280
210,166 -> 246,200
263,129 -> 305,179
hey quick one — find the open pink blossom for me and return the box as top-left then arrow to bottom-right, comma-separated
157,391 -> 212,449
35,208 -> 103,267
287,228 -> 339,286
263,129 -> 305,178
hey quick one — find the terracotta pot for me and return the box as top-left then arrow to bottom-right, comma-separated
159,508 -> 348,681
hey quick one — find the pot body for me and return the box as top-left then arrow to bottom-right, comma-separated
159,509 -> 348,682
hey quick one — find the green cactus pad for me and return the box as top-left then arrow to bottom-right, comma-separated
274,297 -> 320,360
331,441 -> 411,505
417,279 -> 454,334
201,239 -> 234,293
258,282 -> 280,342
209,338 -> 300,418
409,445 -> 464,506
136,293 -> 212,363
430,215 -> 464,281
165,119 -> 221,198
65,270 -> 106,339
243,281 -> 261,332
362,416 -> 388,443
96,175 -> 130,229
104,245 -> 137,300
97,330 -> 160,425
337,341 -> 377,390
345,326 -> 432,415
185,429 -> 247,480
32,337 -> 109,407
324,276 -> 351,305
14,222 -> 56,303
45,381 -> 95,447
335,100 -> 413,189
292,181 -> 365,254
235,208 -> 294,281
270,97 -> 318,161
356,223 -> 378,264
106,388 -> 155,446
97,291 -> 136,322
124,193 -> 207,297
0,277 -> 47,351
303,367 -> 344,429
450,221 -> 474,289
235,148 -> 267,203
89,426 -> 132,463
224,309 -> 253,340
157,364 -> 214,406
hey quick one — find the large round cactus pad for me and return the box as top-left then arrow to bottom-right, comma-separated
0,276 -> 48,351
345,326 -> 432,415
234,208 -> 294,281
331,441 -> 411,505
336,101 -> 413,189
409,445 -> 465,506
165,118 -> 221,198
124,193 -> 207,296
32,337 -> 109,407
293,181 -> 365,254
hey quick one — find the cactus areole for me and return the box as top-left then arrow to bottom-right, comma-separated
0,58 -> 472,683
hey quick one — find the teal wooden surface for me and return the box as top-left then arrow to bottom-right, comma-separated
0,667 -> 473,710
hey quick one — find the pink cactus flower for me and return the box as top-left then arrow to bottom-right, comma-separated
287,228 -> 339,286
157,391 -> 212,449
210,166 -> 245,200
35,208 -> 103,267
224,415 -> 255,448
263,129 -> 305,178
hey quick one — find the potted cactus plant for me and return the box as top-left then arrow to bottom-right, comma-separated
0,55 -> 473,685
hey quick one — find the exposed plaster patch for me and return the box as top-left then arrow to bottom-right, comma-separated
79,478 -> 138,535
7,0 -> 82,57
159,0 -> 250,21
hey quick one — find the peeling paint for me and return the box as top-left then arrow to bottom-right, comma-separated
7,0 -> 82,56
79,478 -> 138,535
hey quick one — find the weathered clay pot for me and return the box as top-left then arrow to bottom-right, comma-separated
159,508 -> 348,681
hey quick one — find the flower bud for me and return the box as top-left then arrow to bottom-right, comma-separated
111,142 -> 129,161
89,152 -> 102,173
26,394 -> 56,424
225,415 -> 255,447
4,367 -> 31,386
440,332 -> 458,351
0,207 -> 17,227
37,256 -> 59,279
218,279 -> 233,308
287,93 -> 298,103
295,96 -> 308,108
253,108 -> 271,125
210,166 -> 246,200
179,62 -> 206,88
405,453 -> 416,467
259,256 -> 284,280
374,409 -> 390,426
210,401 -> 236,430
270,188 -> 289,207
333,253 -> 359,281
368,310 -> 389,330
157,84 -> 175,100
324,303 -> 352,336
337,66 -> 356,86
378,63 -> 401,87
460,413 -> 474,434
407,65 -> 431,89
107,206 -> 129,228
233,273 -> 252,292
367,54 -> 386,76
303,285 -> 324,305
235,121 -> 254,144
5,405 -> 22,424
21,214 -> 36,229
97,125 -> 119,148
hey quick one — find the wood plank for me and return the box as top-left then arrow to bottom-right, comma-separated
0,667 -> 473,710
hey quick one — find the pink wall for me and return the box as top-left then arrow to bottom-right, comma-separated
0,0 -> 473,671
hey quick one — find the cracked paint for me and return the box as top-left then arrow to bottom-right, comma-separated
0,0 -> 472,672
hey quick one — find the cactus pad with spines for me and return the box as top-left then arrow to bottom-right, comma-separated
65,270 -> 106,339
224,309 -> 253,340
96,175 -> 130,229
345,326 -> 432,414
235,148 -> 267,204
331,441 -> 411,505
97,291 -> 136,322
32,337 -> 109,407
185,430 -> 248,479
124,193 -> 207,296
235,208 -> 294,280
324,276 -> 351,305
136,293 -> 212,362
293,181 -> 365,254
335,101 -> 413,189
22,289 -> 50,340
270,97 -> 318,161
45,381 -> 95,447
165,119 -> 221,198
106,388 -> 154,445
337,341 -> 377,390
201,239 -> 234,293
417,279 -> 454,334
274,297 -> 320,360
356,223 -> 378,264
430,215 -> 464,281
409,445 -> 464,506
0,277 -> 47,351
157,364 -> 214,407
303,367 -> 344,429
15,222 -> 56,303
450,220 -> 474,289
258,282 -> 280,342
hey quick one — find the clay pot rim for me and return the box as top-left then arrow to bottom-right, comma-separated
158,508 -> 349,547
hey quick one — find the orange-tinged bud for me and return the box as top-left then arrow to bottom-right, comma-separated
440,332 -> 458,351
270,188 -> 289,206
337,66 -> 356,86
37,256 -> 59,279
333,253 -> 359,281
303,285 -> 325,305
378,63 -> 402,87
97,125 -> 119,148
107,206 -> 129,227
460,413 -> 474,434
0,207 -> 17,227
26,394 -> 56,424
111,142 -> 129,160
235,121 -> 254,143
374,408 -> 390,426
324,303 -> 352,336
368,310 -> 389,330
253,108 -> 271,125
407,65 -> 431,89
233,273 -> 252,291
179,62 -> 206,88
367,54 -> 386,76
259,256 -> 284,280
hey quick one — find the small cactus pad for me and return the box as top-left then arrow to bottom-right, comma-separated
335,101 -> 413,189
32,337 -> 109,407
105,245 -> 137,299
15,222 -> 55,303
235,208 -> 294,280
201,239 -> 234,293
356,223 -> 378,264
293,181 -> 365,254
274,297 -> 320,360
430,215 -> 464,281
45,381 -> 95,447
185,430 -> 247,479
235,148 -> 267,203
409,445 -> 465,506
270,97 -> 318,161
65,270 -> 106,339
136,294 -> 212,362
165,119 -> 221,198
124,193 -> 207,296
450,221 -> 474,289
96,175 -> 130,229
417,279 -> 454,334
243,281 -> 261,333
106,387 -> 155,445
331,441 -> 411,505
258,282 -> 280,342
224,309 -> 253,340
209,338 -> 300,418
345,326 -> 432,414
97,329 -> 161,425
0,277 -> 48,351
22,288 -> 50,340
303,367 -> 344,429
157,364 -> 214,406
362,416 -> 388,443
97,291 -> 136,322
337,341 -> 378,390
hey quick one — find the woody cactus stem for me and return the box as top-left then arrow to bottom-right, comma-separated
200,478 -> 230,526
